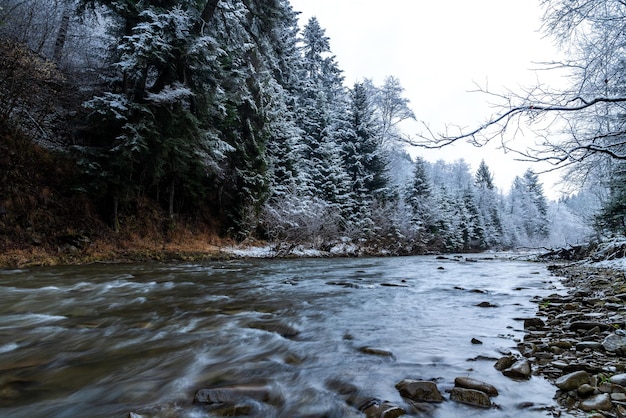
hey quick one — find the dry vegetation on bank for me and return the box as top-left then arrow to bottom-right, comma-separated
0,125 -> 233,269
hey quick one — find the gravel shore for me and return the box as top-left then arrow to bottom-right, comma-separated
524,263 -> 626,417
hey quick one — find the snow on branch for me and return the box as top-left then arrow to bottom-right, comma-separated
146,83 -> 194,104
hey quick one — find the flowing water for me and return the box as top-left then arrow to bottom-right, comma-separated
0,255 -> 575,417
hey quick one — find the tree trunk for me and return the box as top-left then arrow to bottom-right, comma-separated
53,2 -> 72,62
195,0 -> 221,34
113,195 -> 120,233
168,179 -> 175,220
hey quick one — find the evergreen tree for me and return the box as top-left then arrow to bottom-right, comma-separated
474,160 -> 503,248
405,156 -> 436,248
296,17 -> 352,210
475,159 -> 495,190
507,169 -> 550,245
345,81 -> 388,200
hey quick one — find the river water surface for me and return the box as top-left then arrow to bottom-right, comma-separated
0,255 -> 575,417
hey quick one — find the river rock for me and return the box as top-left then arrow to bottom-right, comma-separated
610,373 -> 626,386
476,301 -> 498,308
395,379 -> 444,403
569,322 -> 611,331
359,346 -> 394,357
523,318 -> 546,329
579,393 -> 613,412
577,384 -> 596,397
359,398 -> 406,418
454,377 -> 498,397
494,355 -> 516,371
248,321 -> 300,339
603,333 -> 626,354
555,370 -> 590,391
379,402 -> 406,418
193,385 -> 274,404
502,358 -> 531,380
449,387 -> 492,408
576,342 -> 604,351
612,392 -> 626,401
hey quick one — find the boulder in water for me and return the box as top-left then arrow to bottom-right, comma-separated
449,387 -> 492,408
454,377 -> 498,397
395,379 -> 444,403
502,358 -> 531,380
193,384 -> 277,405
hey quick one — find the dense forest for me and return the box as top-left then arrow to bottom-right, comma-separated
0,0 -> 621,260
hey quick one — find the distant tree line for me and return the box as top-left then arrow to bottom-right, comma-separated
0,0 -> 597,253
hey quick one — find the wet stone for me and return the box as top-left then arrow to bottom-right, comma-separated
193,385 -> 275,404
356,397 -> 407,417
247,321 -> 300,339
610,373 -> 626,386
579,393 -> 613,412
576,342 -> 603,351
524,318 -> 546,329
555,371 -> 590,391
494,355 -> 516,371
612,392 -> 626,401
359,346 -> 394,357
502,358 -> 532,380
454,377 -> 498,397
570,322 -> 611,332
577,384 -> 596,397
603,333 -> 626,354
449,387 -> 492,408
395,379 -> 444,403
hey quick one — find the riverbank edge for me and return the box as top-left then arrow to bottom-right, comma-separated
527,262 -> 626,416
0,240 -> 435,269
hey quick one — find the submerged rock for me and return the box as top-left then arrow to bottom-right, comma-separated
395,379 -> 444,403
193,385 -> 277,404
359,399 -> 406,418
247,321 -> 300,339
476,301 -> 498,308
359,346 -> 394,357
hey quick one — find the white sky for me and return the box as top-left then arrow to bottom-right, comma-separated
289,0 -> 567,198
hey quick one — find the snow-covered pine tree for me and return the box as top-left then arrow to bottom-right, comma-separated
474,160 -> 504,248
296,17 -> 352,214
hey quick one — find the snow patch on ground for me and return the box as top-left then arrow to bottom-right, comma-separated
591,258 -> 626,271
222,242 -> 361,258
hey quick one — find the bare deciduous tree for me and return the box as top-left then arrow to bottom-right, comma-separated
413,0 -> 626,180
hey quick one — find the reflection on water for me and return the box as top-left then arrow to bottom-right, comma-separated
0,256 -> 573,417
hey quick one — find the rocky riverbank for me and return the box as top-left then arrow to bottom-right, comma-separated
521,263 -> 626,417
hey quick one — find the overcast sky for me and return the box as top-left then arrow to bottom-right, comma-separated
289,0 -> 566,198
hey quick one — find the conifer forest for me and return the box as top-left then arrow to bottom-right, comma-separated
1,0 -> 623,258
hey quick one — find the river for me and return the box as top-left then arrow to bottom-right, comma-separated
0,255 -> 575,417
